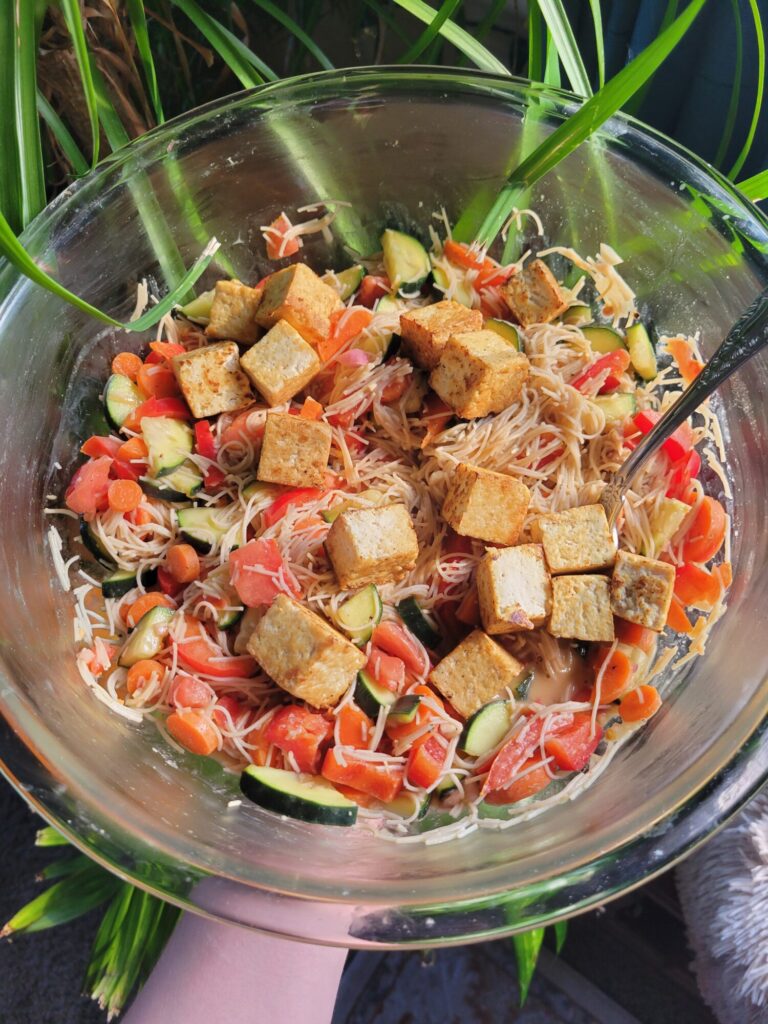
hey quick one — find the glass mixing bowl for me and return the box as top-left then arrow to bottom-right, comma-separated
1,68 -> 767,947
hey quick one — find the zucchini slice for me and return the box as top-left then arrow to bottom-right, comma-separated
397,598 -> 440,650
177,506 -> 232,553
483,318 -> 521,350
141,463 -> 203,502
582,324 -> 627,354
118,605 -> 174,667
102,566 -> 157,599
625,322 -> 658,380
560,304 -> 592,326
79,519 -> 113,565
240,765 -> 358,826
649,497 -> 691,554
435,776 -> 457,797
460,699 -> 512,757
382,229 -> 431,296
142,417 -> 194,477
514,670 -> 534,701
355,670 -> 397,719
322,265 -> 365,301
374,294 -> 400,314
388,694 -> 421,725
384,792 -> 431,819
594,392 -> 637,424
177,289 -> 215,324
335,585 -> 383,643
103,373 -> 142,430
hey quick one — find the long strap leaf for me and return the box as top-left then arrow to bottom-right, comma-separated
1,862 -> 121,936
390,0 -> 509,74
736,168 -> 768,202
13,0 -> 46,227
512,927 -> 545,1005
59,0 -> 100,166
126,0 -> 165,124
37,90 -> 89,177
714,0 -> 743,169
171,0 -> 273,87
397,0 -> 462,64
587,0 -> 605,88
474,0 -> 708,248
728,0 -> 765,179
250,0 -> 335,71
538,0 -> 592,96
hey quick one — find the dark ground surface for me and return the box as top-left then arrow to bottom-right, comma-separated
0,782 -> 718,1024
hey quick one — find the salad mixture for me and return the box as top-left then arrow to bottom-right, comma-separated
49,206 -> 731,841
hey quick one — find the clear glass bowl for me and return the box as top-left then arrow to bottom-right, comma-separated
1,68 -> 767,947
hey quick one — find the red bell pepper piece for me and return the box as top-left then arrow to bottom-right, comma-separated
177,615 -> 258,679
543,712 -> 602,772
570,350 -> 631,392
632,409 -> 694,463
194,419 -> 217,460
358,275 -> 390,307
405,733 -> 445,789
80,435 -> 122,459
122,396 -> 192,431
262,488 -> 323,530
321,748 -> 404,802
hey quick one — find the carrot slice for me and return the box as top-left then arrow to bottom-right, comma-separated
167,543 -> 201,584
126,658 -> 165,695
166,711 -> 218,755
300,396 -> 324,420
107,479 -> 143,513
591,647 -> 635,702
318,308 -> 374,363
125,592 -> 174,628
666,595 -> 694,634
674,563 -> 722,609
682,496 -> 727,563
667,337 -> 704,385
117,436 -> 149,462
713,561 -> 733,590
111,351 -> 143,380
620,685 -> 662,723
614,618 -> 656,654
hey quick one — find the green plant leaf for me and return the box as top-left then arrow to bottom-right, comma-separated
728,0 -> 765,179
475,0 -> 509,46
544,30 -> 562,89
37,90 -> 89,177
126,0 -> 165,124
251,0 -> 335,71
171,0 -> 273,88
474,0 -> 708,248
390,0 -> 509,74
624,0 -> 679,116
512,926 -> 545,1005
736,168 -> 768,201
1,862 -> 121,936
0,4 -> 22,231
13,0 -> 46,227
714,0 -> 743,169
59,0 -> 100,166
38,855 -> 95,882
360,0 -> 413,45
528,1 -> 545,81
397,0 -> 462,64
539,0 -> 592,96
35,825 -> 70,847
553,919 -> 568,953
587,0 -> 605,88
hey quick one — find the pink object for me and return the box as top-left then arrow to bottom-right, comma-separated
124,910 -> 347,1024
337,348 -> 370,366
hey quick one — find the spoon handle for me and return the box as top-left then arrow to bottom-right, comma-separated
618,284 -> 768,491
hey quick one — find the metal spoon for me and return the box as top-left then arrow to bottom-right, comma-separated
600,285 -> 768,528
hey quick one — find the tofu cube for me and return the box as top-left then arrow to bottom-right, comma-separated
549,575 -> 614,642
477,544 -> 551,634
171,341 -> 252,419
610,550 -> 675,631
442,462 -> 530,546
399,300 -> 483,370
205,279 -> 263,344
257,412 -> 332,488
255,263 -> 343,347
531,504 -> 617,574
503,259 -> 568,327
239,319 -> 321,406
247,594 -> 366,708
325,504 -> 419,590
429,630 -> 525,718
429,330 -> 530,419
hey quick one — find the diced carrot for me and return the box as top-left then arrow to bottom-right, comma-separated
126,592 -> 174,628
264,212 -> 301,260
455,588 -> 480,626
107,479 -> 143,513
117,436 -> 149,462
337,704 -> 374,748
126,658 -> 165,695
137,362 -> 180,399
682,496 -> 727,563
166,711 -> 218,756
318,307 -> 374,363
111,351 -> 143,380
619,685 -> 662,723
300,396 -> 324,420
674,563 -> 722,609
666,596 -> 694,634
167,543 -> 201,584
590,647 -> 635,703
149,340 -> 186,361
667,337 -> 704,385
713,561 -> 733,590
484,758 -> 552,805
614,618 -> 656,654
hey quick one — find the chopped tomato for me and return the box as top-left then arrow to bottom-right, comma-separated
372,621 -> 426,677
319,307 -> 374,363
85,643 -> 116,675
420,393 -> 453,449
212,694 -> 247,730
80,435 -> 122,459
614,618 -> 656,654
570,350 -> 631,392
405,733 -> 445,789
666,595 -> 694,634
666,449 -> 701,499
337,704 -> 374,748
674,563 -> 722,609
177,615 -> 258,679
65,457 -> 112,517
110,458 -> 144,482
385,684 -> 445,744
483,712 -> 573,796
321,748 -> 404,802
204,465 -> 226,491
455,588 -> 480,626
171,674 -> 215,709
219,405 -> 266,448
544,712 -> 601,771
327,409 -> 356,429
667,337 -> 704,385
194,420 -> 217,460
264,212 -> 301,260
265,705 -> 333,774
681,496 -> 727,563
632,410 -> 694,464
358,275 -> 390,307
262,488 -> 323,529
484,758 -> 552,805
157,565 -> 186,597
228,539 -> 301,606
122,396 -> 191,431
366,646 -> 406,693
137,362 -> 180,399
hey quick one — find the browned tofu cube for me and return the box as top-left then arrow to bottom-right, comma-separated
255,263 -> 343,347
247,595 -> 366,708
257,412 -> 332,488
549,575 -> 614,642
325,504 -> 419,590
239,319 -> 320,406
429,330 -> 530,419
429,630 -> 525,718
442,462 -> 530,546
205,279 -> 263,343
610,550 -> 675,631
477,544 -> 552,634
531,504 -> 617,574
503,259 -> 568,326
171,342 -> 253,419
399,300 -> 483,370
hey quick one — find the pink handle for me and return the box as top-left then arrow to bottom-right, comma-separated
124,911 -> 347,1024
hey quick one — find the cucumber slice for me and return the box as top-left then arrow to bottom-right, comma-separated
177,506 -> 232,553
594,392 -> 637,424
382,229 -> 431,296
141,463 -> 203,502
397,598 -> 440,650
388,694 -> 421,725
335,585 -> 383,643
323,265 -> 365,301
431,263 -> 474,307
320,489 -> 384,525
142,417 -> 194,476
79,519 -> 113,565
560,304 -> 592,326
384,792 -> 431,819
625,322 -> 658,380
484,319 -> 521,350
375,294 -> 400,314
435,776 -> 457,797
649,497 -> 691,554
582,325 -> 627,354
118,606 -> 174,667
242,480 -> 277,504
514,671 -> 534,701
178,289 -> 215,324
101,566 -> 157,599
460,699 -> 512,757
355,670 -> 397,719
103,373 -> 142,429
240,765 -> 357,826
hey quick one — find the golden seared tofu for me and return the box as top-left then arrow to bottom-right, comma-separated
477,544 -> 552,634
399,300 -> 483,370
240,319 -> 321,406
442,462 -> 530,546
549,575 -> 614,642
205,279 -> 263,344
325,504 -> 419,590
255,263 -> 343,348
610,550 -> 675,631
171,341 -> 252,419
429,629 -> 525,718
256,411 -> 332,489
503,259 -> 568,327
429,330 -> 530,419
531,504 -> 617,574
